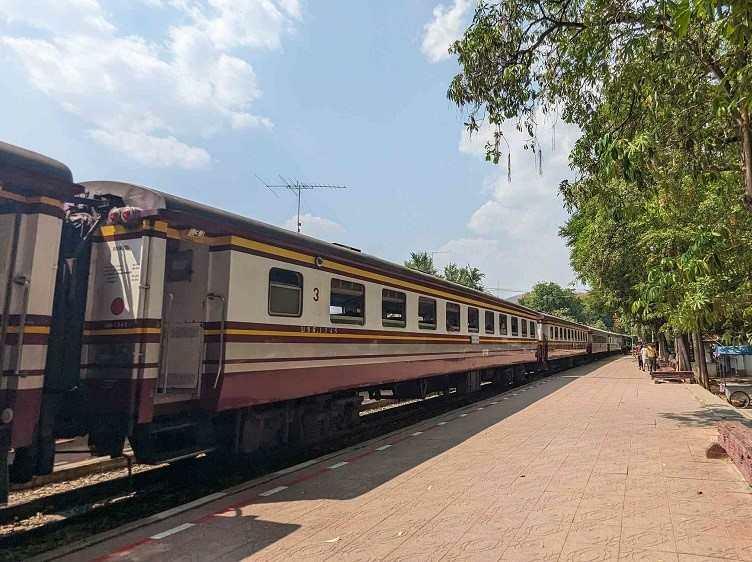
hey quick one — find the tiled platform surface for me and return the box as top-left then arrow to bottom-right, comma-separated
71,357 -> 752,562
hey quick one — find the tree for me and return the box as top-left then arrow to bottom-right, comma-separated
404,251 -> 438,276
443,263 -> 485,291
518,282 -> 585,322
448,0 -> 752,344
448,0 -> 752,210
404,253 -> 487,291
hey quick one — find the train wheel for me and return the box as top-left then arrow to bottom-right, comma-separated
728,391 -> 750,408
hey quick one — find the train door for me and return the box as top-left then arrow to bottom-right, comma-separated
157,237 -> 209,400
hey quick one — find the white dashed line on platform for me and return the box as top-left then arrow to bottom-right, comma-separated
259,486 -> 288,497
150,523 -> 195,540
411,431 -> 423,436
437,421 -> 447,426
459,413 -> 468,417
375,444 -> 392,451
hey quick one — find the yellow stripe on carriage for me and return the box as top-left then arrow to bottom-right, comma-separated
82,327 -> 161,336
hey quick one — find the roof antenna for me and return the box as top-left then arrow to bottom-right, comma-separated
256,175 -> 349,233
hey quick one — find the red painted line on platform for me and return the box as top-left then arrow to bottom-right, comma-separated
92,537 -> 152,561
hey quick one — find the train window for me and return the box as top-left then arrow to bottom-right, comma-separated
521,319 -> 528,337
555,326 -> 559,339
330,278 -> 365,325
529,321 -> 536,338
446,302 -> 460,332
549,326 -> 554,339
485,311 -> 494,334
499,313 -> 508,335
467,307 -> 479,333
382,289 -> 406,328
511,316 -> 519,336
418,297 -> 437,330
268,268 -> 303,317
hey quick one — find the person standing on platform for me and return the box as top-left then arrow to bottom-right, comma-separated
636,343 -> 644,370
641,344 -> 649,371
645,344 -> 657,372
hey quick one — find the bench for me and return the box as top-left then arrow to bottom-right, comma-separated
650,368 -> 694,383
717,422 -> 752,484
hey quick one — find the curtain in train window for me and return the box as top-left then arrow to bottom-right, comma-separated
382,289 -> 406,327
521,319 -> 528,337
499,313 -> 508,335
511,316 -> 519,336
446,302 -> 460,332
330,278 -> 365,324
269,268 -> 303,316
418,297 -> 436,329
485,311 -> 495,334
467,307 -> 479,333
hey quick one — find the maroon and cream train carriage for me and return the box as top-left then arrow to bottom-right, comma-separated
77,181 -> 550,463
0,142 -> 79,503
540,314 -> 592,367
0,141 -> 631,502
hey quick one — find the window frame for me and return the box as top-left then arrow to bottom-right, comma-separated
329,278 -> 366,325
485,311 -> 495,334
268,267 -> 304,318
467,307 -> 479,333
381,288 -> 406,328
499,313 -> 508,335
529,321 -> 536,339
418,296 -> 437,330
446,302 -> 461,332
511,316 -> 519,337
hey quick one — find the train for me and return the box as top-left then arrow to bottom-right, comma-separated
0,141 -> 632,503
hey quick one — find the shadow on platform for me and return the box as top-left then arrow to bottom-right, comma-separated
209,357 -> 623,560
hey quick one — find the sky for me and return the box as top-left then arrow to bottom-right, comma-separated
0,0 -> 580,296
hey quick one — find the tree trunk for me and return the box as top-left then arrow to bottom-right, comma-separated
692,332 -> 709,388
658,332 -> 669,362
740,107 -> 752,212
675,335 -> 691,372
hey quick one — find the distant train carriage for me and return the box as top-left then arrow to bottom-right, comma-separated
0,141 -> 632,503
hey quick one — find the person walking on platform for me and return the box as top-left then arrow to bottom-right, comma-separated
640,344 -> 649,371
636,343 -> 644,370
645,344 -> 657,373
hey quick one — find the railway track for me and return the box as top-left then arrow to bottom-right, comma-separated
0,371 -> 549,561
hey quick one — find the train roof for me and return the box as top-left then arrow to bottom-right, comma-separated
541,312 -> 631,338
79,179 -> 633,340
81,180 -> 541,318
0,141 -> 76,198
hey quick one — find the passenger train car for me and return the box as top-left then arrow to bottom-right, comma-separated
0,141 -> 631,503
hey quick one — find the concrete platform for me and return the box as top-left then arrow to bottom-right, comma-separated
54,357 -> 752,562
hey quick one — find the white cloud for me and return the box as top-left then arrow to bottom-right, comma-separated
421,0 -> 472,63
0,0 -> 115,34
283,213 -> 345,241
88,129 -> 211,169
434,114 -> 582,291
0,0 -> 297,168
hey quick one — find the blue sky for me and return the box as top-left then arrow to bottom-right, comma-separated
0,0 -> 579,295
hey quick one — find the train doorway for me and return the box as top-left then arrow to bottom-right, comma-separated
157,237 -> 209,401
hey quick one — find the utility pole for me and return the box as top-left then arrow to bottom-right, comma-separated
256,176 -> 348,233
